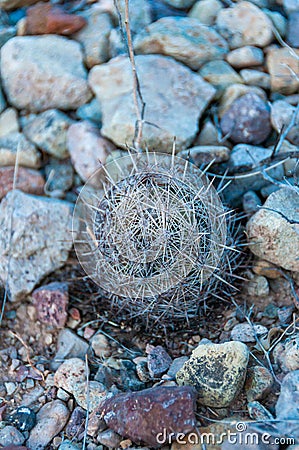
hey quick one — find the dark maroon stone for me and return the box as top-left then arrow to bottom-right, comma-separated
32,281 -> 68,328
102,386 -> 197,447
287,12 -> 299,48
220,93 -> 272,145
65,406 -> 86,439
147,345 -> 172,378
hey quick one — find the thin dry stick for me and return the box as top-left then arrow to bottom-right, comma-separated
123,0 -> 145,151
9,330 -> 45,381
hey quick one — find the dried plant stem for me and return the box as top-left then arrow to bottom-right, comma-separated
124,0 -> 145,150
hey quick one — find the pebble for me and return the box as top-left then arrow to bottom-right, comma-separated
248,400 -> 274,421
115,0 -> 152,33
266,47 -> 299,94
216,1 -> 273,48
189,0 -> 223,25
73,8 -> 112,68
277,305 -> 295,326
252,259 -> 280,279
97,429 -> 122,448
271,100 -> 299,146
179,145 -> 230,164
89,54 -> 216,152
24,3 -> 86,35
273,334 -> 299,372
134,17 -> 228,71
7,406 -> 36,431
283,0 -> 299,14
176,341 -> 249,407
243,190 -> 262,215
229,144 -> 272,171
245,366 -> 273,402
220,93 -> 271,145
167,356 -> 189,379
0,107 -> 19,137
102,386 -> 197,446
44,158 -> 74,196
245,274 -> 270,297
58,441 -> 80,450
231,323 -> 268,343
199,60 -> 243,94
196,120 -> 220,146
0,166 -> 44,200
0,0 -> 39,9
247,188 -> 299,271
67,121 -> 115,184
147,345 -> 172,378
0,132 -> 41,168
32,282 -> 69,329
95,359 -> 144,392
54,358 -> 87,394
51,329 -> 89,370
65,406 -> 86,438
23,109 -> 74,159
73,380 -> 108,411
27,400 -> 70,449
1,36 -> 92,112
76,98 -> 102,125
0,190 -> 74,301
226,46 -> 264,69
219,84 -> 266,117
0,425 -> 25,446
91,333 -> 112,358
163,0 -> 197,8
275,370 -> 299,439
240,69 -> 271,89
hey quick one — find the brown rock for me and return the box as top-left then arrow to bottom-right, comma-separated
32,281 -> 69,328
0,166 -> 44,200
102,386 -> 197,447
25,2 -> 86,36
267,47 -> 299,94
0,0 -> 39,10
220,93 -> 271,144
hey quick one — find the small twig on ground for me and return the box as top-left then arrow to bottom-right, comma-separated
9,330 -> 45,382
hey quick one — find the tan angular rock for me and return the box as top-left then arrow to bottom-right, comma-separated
266,47 -> 299,94
0,132 -> 41,168
247,188 -> 299,271
1,36 -> 92,112
0,108 -> 19,138
216,1 -> 273,48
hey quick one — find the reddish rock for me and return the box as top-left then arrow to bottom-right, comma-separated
25,2 -> 86,36
220,93 -> 271,144
147,345 -> 172,378
0,166 -> 45,200
32,282 -> 69,328
102,386 -> 197,447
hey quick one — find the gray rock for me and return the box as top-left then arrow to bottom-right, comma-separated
240,69 -> 271,89
0,132 -> 41,168
248,400 -> 274,421
0,108 -> 19,137
245,274 -> 270,296
0,190 -> 75,301
52,329 -> 89,369
264,9 -> 287,37
247,188 -> 299,271
27,400 -> 70,450
275,370 -> 299,439
44,158 -> 74,196
0,25 -> 16,48
288,12 -> 299,48
91,333 -> 111,358
1,36 -> 92,112
147,345 -> 172,378
196,120 -> 220,146
97,429 -> 122,448
189,0 -> 223,25
216,1 -> 273,48
162,0 -> 197,8
65,407 -> 86,439
54,358 -> 87,394
108,27 -> 126,58
115,0 -> 152,33
230,323 -> 268,343
23,109 -> 74,159
76,98 -> 102,124
89,54 -> 216,152
176,341 -> 249,407
67,121 -> 115,183
245,366 -> 273,402
283,0 -> 299,14
266,47 -> 299,94
273,334 -> 299,372
134,17 -> 228,70
199,60 -> 243,94
271,100 -> 299,146
73,9 -> 113,68
179,145 -> 230,164
243,190 -> 262,215
226,46 -> 264,68
0,425 -> 25,446
229,144 -> 273,171
167,356 -> 189,379
59,441 -> 81,450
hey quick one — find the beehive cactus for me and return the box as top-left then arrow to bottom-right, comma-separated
74,151 -> 240,326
